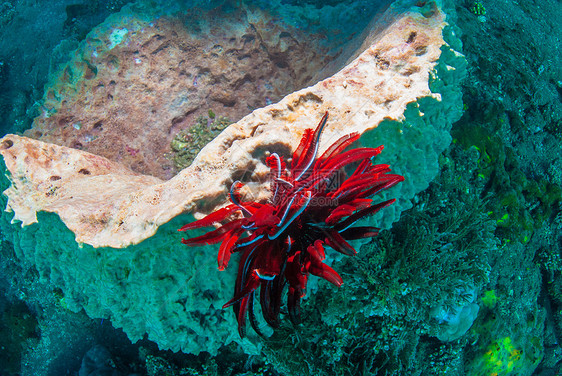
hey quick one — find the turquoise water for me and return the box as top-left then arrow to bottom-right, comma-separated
0,0 -> 560,375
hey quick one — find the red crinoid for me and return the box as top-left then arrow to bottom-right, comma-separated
179,112 -> 404,337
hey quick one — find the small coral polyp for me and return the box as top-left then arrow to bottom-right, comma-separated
180,113 -> 404,336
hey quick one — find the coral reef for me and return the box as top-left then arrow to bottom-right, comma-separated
2,0 -> 562,374
0,0 -> 465,361
452,123 -> 562,244
255,139 -> 497,375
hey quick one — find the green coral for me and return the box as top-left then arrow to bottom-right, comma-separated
468,1 -> 487,16
170,113 -> 231,171
467,308 -> 544,376
452,124 -> 561,243
482,337 -> 523,375
481,290 -> 498,309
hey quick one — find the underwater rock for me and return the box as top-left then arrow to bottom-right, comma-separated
0,0 -> 466,356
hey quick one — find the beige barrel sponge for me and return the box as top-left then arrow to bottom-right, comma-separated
0,0 -> 466,355
2,1 -> 453,249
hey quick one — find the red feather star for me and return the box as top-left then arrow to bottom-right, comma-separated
179,112 -> 404,337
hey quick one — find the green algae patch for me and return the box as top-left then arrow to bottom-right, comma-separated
170,114 -> 232,171
452,124 -> 561,243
